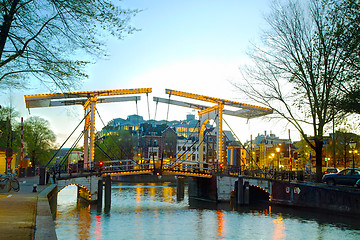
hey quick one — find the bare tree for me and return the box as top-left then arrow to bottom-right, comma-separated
234,0 -> 359,182
0,0 -> 139,92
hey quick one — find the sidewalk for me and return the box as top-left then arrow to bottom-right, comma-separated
0,176 -> 47,240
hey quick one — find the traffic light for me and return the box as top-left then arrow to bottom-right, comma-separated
98,161 -> 103,172
219,163 -> 224,171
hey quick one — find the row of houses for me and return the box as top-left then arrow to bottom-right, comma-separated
98,113 -> 360,171
97,114 -> 241,167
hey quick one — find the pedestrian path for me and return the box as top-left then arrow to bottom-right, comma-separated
0,176 -> 47,240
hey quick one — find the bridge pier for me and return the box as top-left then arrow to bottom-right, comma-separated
97,179 -> 103,211
235,178 -> 250,205
104,175 -> 111,212
189,175 -> 271,204
176,177 -> 185,201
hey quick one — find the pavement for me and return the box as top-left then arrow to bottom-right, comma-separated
0,176 -> 49,240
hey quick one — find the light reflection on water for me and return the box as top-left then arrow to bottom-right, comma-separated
55,183 -> 360,240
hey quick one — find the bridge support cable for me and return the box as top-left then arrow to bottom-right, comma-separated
24,88 -> 152,171
45,111 -> 90,168
166,92 -> 171,123
94,142 -> 114,161
167,119 -> 202,168
223,117 -> 262,171
146,92 -> 151,121
135,98 -> 141,154
95,108 -> 139,165
167,138 -> 201,169
94,126 -> 121,161
155,89 -> 273,169
58,130 -> 84,167
167,122 -> 209,172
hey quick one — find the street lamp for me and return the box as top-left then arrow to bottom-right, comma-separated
276,147 -> 280,170
270,153 -> 275,168
349,140 -> 357,168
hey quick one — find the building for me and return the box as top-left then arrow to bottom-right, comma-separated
0,147 -> 16,174
99,114 -> 238,169
245,131 -> 294,170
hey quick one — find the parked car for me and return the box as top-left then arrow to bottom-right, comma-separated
323,168 -> 339,175
322,168 -> 360,186
355,179 -> 360,188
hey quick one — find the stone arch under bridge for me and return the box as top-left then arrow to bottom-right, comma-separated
57,175 -> 100,202
191,176 -> 273,203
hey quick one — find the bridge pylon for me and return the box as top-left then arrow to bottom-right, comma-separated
154,89 -> 273,169
24,88 -> 152,169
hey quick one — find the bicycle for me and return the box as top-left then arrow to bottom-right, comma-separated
0,173 -> 20,192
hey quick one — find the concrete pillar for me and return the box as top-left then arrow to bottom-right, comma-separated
236,178 -> 244,205
104,175 -> 111,212
97,179 -> 103,212
176,177 -> 185,201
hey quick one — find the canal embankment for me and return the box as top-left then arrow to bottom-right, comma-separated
35,183 -> 58,240
189,175 -> 360,216
271,180 -> 360,215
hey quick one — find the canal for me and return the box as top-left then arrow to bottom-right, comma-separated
55,182 -> 360,240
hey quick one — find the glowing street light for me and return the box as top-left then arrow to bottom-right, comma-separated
276,147 -> 281,170
349,140 -> 357,168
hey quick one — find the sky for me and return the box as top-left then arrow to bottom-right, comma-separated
0,0 -> 302,147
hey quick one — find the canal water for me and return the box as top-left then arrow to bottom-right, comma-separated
55,182 -> 360,240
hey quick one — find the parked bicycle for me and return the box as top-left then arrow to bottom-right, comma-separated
0,173 -> 20,192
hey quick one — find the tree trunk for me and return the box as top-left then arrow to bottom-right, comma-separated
0,0 -> 20,60
315,138 -> 323,182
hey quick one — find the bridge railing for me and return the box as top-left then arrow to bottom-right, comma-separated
48,159 -> 315,182
101,159 -> 214,174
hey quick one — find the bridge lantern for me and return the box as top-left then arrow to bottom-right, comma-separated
98,161 -> 104,172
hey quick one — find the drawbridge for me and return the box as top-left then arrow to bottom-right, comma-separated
24,88 -> 272,179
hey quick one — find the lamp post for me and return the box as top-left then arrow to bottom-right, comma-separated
349,140 -> 357,168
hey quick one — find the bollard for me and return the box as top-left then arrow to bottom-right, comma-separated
33,184 -> 37,192
39,167 -> 46,185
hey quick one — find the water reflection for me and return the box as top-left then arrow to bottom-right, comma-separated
217,210 -> 225,240
273,215 -> 285,240
56,183 -> 360,240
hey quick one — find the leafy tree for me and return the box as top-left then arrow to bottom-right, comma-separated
21,116 -> 56,166
0,106 -> 19,169
95,130 -> 135,162
329,0 -> 360,115
336,89 -> 360,115
0,0 -> 139,92
234,0 -> 360,182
